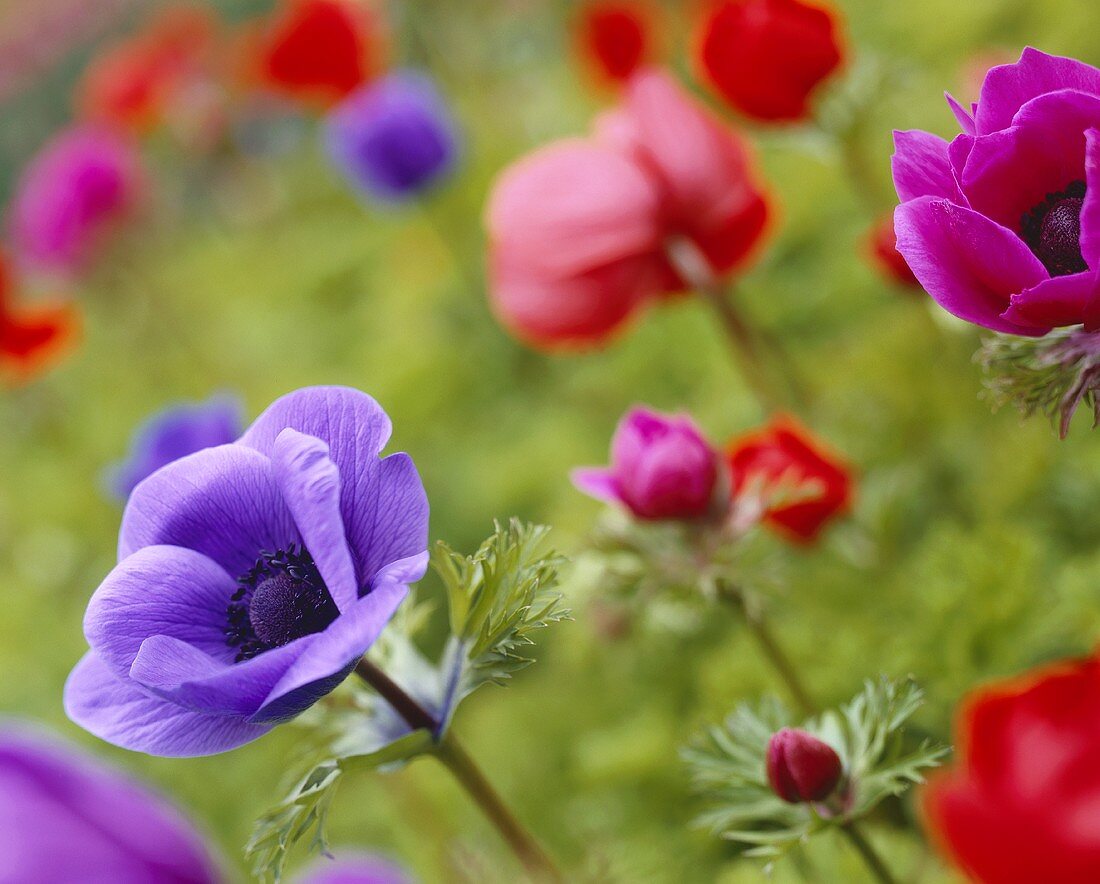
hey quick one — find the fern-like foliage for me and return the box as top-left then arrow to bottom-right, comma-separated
683,677 -> 948,862
245,520 -> 568,880
978,329 -> 1100,437
432,519 -> 569,727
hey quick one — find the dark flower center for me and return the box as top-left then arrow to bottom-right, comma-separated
1020,180 -> 1088,277
226,545 -> 339,662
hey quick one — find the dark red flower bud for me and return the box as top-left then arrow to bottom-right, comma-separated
867,214 -> 920,289
766,728 -> 843,803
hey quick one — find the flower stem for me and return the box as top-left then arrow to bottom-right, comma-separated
353,658 -> 562,881
717,582 -> 815,717
666,238 -> 807,413
840,822 -> 897,884
712,589 -> 899,883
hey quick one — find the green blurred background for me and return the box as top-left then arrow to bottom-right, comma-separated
4,0 -> 1100,880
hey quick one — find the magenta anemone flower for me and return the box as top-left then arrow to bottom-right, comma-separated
893,48 -> 1100,335
0,721 -> 221,882
65,386 -> 429,757
9,124 -> 142,277
572,406 -> 722,521
107,394 -> 243,501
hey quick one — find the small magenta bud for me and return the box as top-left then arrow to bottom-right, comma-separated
766,728 -> 843,804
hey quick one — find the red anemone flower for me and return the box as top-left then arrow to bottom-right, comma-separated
576,2 -> 654,86
698,0 -> 844,122
727,415 -> 853,543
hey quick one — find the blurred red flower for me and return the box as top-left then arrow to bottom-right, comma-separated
576,2 -> 654,86
867,214 -> 919,288
0,258 -> 79,384
486,69 -> 771,349
77,5 -> 220,133
249,0 -> 379,106
698,0 -> 843,122
727,415 -> 852,543
923,657 -> 1100,883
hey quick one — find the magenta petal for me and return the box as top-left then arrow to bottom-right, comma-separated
296,853 -> 410,884
1003,271 -> 1100,328
946,92 -> 977,135
892,130 -> 958,202
894,197 -> 1049,335
64,653 -> 272,757
119,445 -> 298,579
85,545 -> 236,679
1080,128 -> 1100,269
962,90 -> 1100,227
975,48 -> 1100,135
130,635 -> 308,717
571,467 -> 621,505
272,428 -> 358,612
251,583 -> 408,724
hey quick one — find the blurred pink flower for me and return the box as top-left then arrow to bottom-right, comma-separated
486,69 -> 770,350
10,125 -> 143,277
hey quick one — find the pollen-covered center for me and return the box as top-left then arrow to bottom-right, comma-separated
1020,180 -> 1088,277
226,545 -> 339,661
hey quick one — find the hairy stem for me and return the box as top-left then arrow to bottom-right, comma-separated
353,658 -> 561,881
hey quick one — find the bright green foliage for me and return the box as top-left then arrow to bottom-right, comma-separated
684,679 -> 946,861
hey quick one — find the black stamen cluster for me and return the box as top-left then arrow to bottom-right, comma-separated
1020,180 -> 1088,277
226,544 -> 338,662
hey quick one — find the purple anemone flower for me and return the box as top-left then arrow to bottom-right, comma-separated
297,853 -> 410,884
107,395 -> 244,501
0,721 -> 221,883
893,48 -> 1100,335
65,386 -> 429,757
572,406 -> 721,521
9,124 -> 142,277
324,71 -> 458,203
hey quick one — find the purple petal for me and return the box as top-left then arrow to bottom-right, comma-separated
344,452 -> 429,591
108,395 -> 243,502
1080,128 -> 1100,270
119,444 -> 298,579
946,92 -> 976,135
961,90 -> 1100,228
238,387 -> 428,586
371,551 -> 429,587
272,428 -> 358,612
0,723 -> 222,883
65,653 -> 272,757
570,467 -> 622,505
297,853 -> 410,884
251,583 -> 408,724
85,545 -> 237,678
974,47 -> 1100,135
894,197 -> 1049,335
1003,271 -> 1100,328
130,635 -> 308,718
892,130 -> 959,202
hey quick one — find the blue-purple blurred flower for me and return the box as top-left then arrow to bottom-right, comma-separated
297,853 -> 410,884
0,721 -> 221,883
65,386 -> 429,757
324,71 -> 458,202
107,394 -> 243,501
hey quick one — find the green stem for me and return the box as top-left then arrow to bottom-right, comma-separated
666,238 -> 808,413
840,823 -> 898,884
713,590 -> 899,883
353,659 -> 562,881
717,582 -> 816,717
